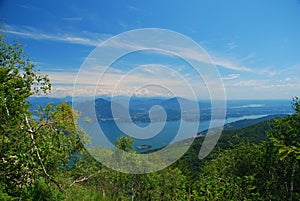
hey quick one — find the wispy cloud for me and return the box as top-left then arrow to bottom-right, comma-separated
3,24 -> 109,46
45,62 -> 211,98
222,73 -> 240,80
231,79 -> 267,87
4,25 -> 254,73
226,41 -> 237,51
212,56 -> 252,72
97,35 -> 254,73
8,25 -> 294,99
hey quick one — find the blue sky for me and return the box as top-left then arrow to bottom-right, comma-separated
1,0 -> 300,99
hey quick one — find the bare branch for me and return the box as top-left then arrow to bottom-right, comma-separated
69,171 -> 101,187
4,97 -> 10,116
36,121 -> 56,131
25,116 -> 66,193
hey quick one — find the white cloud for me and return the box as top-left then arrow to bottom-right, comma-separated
212,56 -> 252,72
222,74 -> 240,80
98,36 -> 253,73
4,24 -> 109,46
7,25 -> 297,99
4,25 -> 254,73
285,77 -> 291,81
231,79 -> 266,87
45,62 -> 211,98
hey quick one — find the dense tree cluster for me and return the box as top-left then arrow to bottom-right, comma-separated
0,32 -> 299,200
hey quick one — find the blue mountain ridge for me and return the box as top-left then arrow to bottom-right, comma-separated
28,96 -> 293,122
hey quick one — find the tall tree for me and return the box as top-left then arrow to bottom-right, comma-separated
268,97 -> 300,201
0,31 -> 88,200
0,31 -> 51,198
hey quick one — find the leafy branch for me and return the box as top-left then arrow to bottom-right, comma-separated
24,115 -> 66,193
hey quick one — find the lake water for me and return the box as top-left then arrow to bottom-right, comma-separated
81,114 -> 268,151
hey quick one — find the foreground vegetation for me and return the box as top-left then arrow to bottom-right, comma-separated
1,32 -> 300,200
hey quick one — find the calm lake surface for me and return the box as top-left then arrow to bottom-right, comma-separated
81,114 -> 268,151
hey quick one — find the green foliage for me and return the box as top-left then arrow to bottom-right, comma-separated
192,141 -> 300,200
66,185 -> 105,201
83,166 -> 189,201
191,99 -> 300,201
266,97 -> 300,201
26,177 -> 65,201
192,143 -> 263,200
33,102 -> 89,172
115,136 -> 134,152
73,137 -> 189,200
1,30 -> 300,200
0,31 -> 51,198
268,97 -> 300,161
0,31 -> 88,200
0,183 -> 15,201
173,118 -> 273,179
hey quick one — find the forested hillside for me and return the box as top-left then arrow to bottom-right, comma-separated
1,32 -> 300,200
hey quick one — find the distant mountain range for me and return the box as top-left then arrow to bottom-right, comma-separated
28,96 -> 294,122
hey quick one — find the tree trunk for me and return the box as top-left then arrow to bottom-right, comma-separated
288,158 -> 296,201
